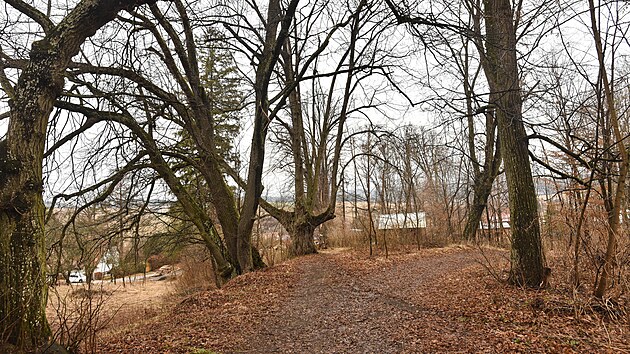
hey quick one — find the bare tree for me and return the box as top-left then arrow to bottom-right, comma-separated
0,0 -> 153,349
385,0 -> 546,286
526,1 -> 630,297
476,0 -> 545,287
29,0 -> 303,279
257,0 -> 394,256
587,0 -> 627,299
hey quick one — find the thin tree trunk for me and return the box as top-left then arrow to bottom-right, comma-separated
588,0 -> 627,299
573,176 -> 592,287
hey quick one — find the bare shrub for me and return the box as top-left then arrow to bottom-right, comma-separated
326,215 -> 449,252
258,240 -> 291,266
543,243 -> 629,323
327,225 -> 365,249
173,245 -> 217,295
48,284 -> 116,353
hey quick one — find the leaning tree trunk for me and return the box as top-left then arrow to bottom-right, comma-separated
483,0 -> 545,287
0,0 -> 152,349
462,98 -> 501,242
463,184 -> 492,242
463,163 -> 500,242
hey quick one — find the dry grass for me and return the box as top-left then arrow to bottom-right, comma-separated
172,247 -> 219,295
47,276 -> 175,352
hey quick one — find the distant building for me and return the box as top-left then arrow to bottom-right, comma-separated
91,250 -> 116,280
479,217 -> 510,230
377,212 -> 426,230
479,214 -> 511,243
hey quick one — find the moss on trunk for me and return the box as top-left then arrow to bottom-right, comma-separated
0,0 -> 156,348
0,203 -> 50,347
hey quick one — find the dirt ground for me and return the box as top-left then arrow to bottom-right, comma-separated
95,246 -> 629,353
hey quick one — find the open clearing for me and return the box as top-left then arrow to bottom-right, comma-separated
47,274 -> 174,343
91,247 -> 628,353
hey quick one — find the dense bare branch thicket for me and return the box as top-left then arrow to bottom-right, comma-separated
29,0 -> 301,283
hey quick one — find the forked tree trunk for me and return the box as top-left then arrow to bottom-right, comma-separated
463,199 -> 487,242
462,98 -> 501,242
284,211 -> 336,257
463,175 -> 496,242
237,0 -> 300,273
261,199 -> 334,258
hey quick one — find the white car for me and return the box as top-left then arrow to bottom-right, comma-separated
69,270 -> 87,283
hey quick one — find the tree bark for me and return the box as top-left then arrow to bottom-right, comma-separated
482,0 -> 545,287
236,0 -> 300,272
289,222 -> 317,256
463,136 -> 501,242
463,182 -> 492,241
284,213 -> 334,256
0,0 -> 152,348
461,43 -> 502,242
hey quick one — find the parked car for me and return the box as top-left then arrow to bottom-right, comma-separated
69,270 -> 86,283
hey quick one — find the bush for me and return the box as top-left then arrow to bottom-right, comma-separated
173,245 -> 218,295
147,254 -> 171,271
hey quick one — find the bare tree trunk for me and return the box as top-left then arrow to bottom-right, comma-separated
236,0 -> 299,272
365,137 -> 376,254
289,223 -> 317,256
463,186 -> 491,242
482,0 -> 545,287
463,147 -> 501,242
259,2 -> 365,257
0,0 -> 152,349
572,172 -> 593,288
462,95 -> 502,241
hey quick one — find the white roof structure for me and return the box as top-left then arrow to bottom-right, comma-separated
479,219 -> 511,230
377,212 -> 426,230
93,250 -> 117,273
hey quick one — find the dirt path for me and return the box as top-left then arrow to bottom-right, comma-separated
100,247 -> 628,353
238,249 -> 483,353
